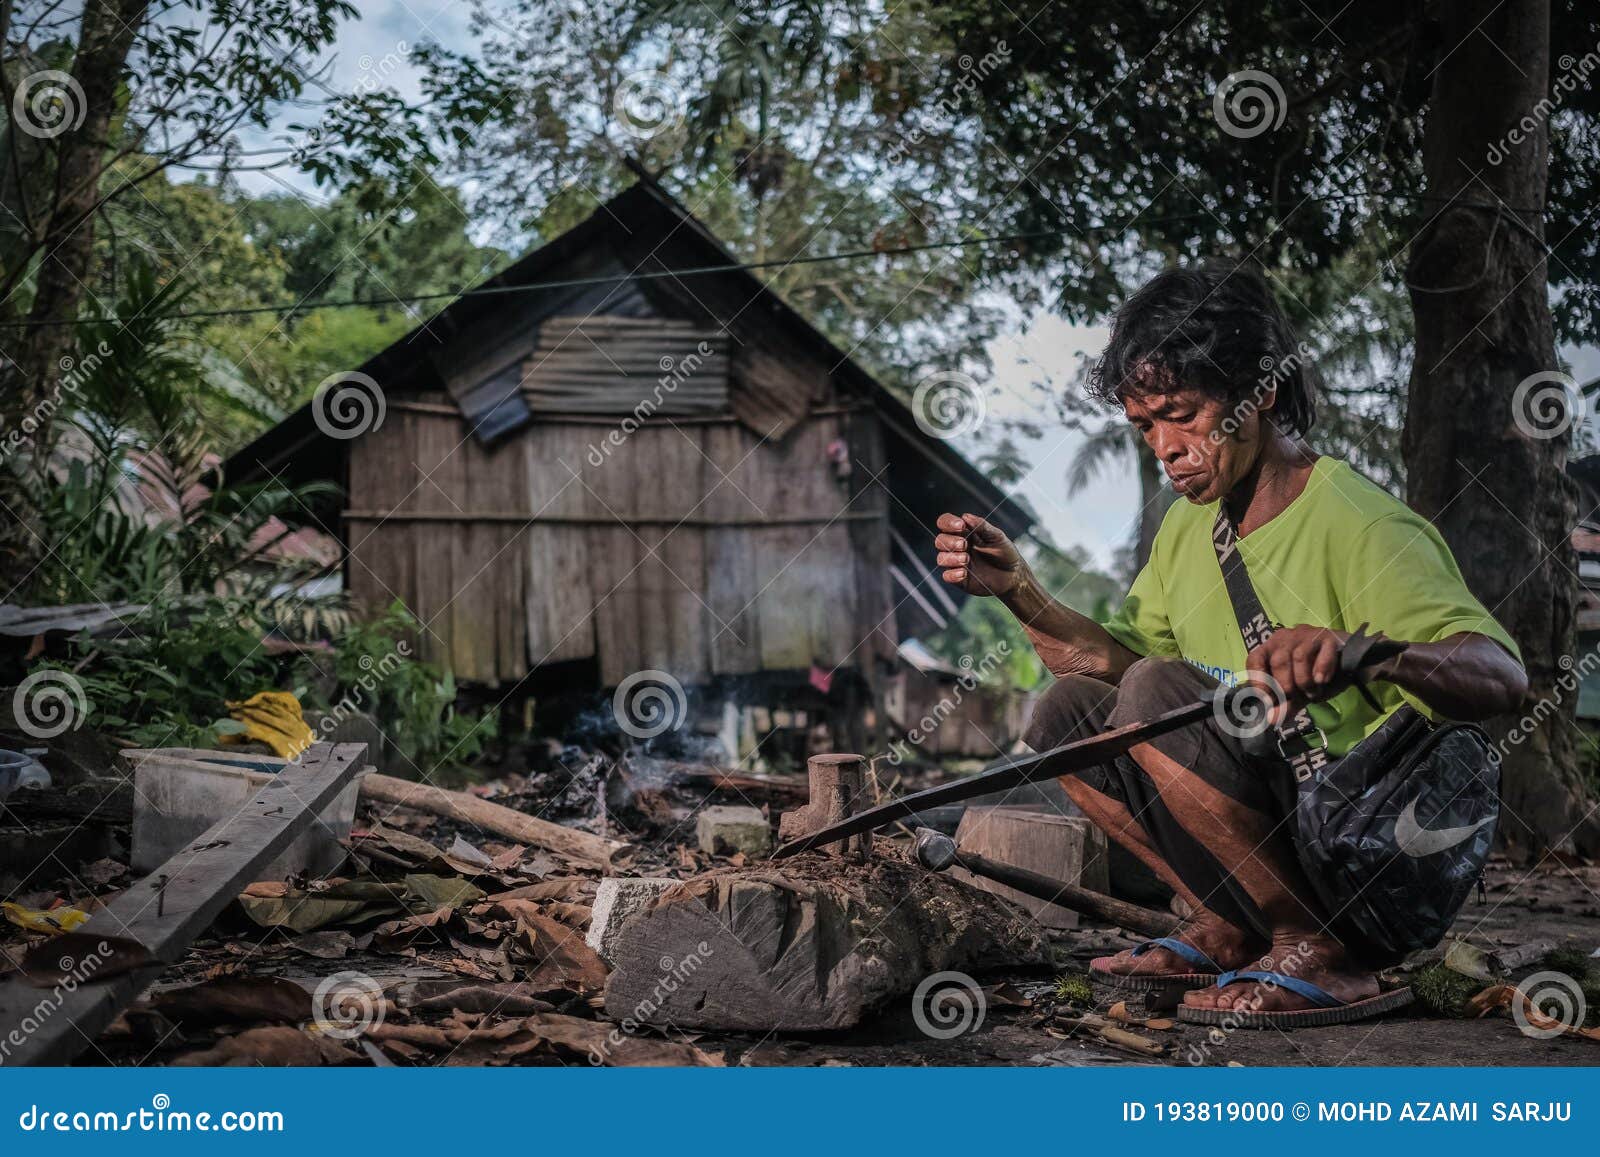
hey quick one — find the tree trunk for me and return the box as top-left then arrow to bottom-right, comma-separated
9,0 -> 148,417
1403,0 -> 1596,856
0,0 -> 147,569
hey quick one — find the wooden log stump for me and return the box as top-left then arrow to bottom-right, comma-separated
777,753 -> 871,861
602,842 -> 1044,1031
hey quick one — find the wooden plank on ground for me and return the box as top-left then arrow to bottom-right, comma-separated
0,743 -> 368,1067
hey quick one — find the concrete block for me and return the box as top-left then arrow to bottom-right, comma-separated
695,805 -> 772,857
587,877 -> 680,964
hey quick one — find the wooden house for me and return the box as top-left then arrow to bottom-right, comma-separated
223,179 -> 1033,723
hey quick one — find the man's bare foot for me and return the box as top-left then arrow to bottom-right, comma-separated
1092,911 -> 1262,977
1181,932 -> 1379,1012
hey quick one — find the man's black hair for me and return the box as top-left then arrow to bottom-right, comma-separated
1087,259 -> 1317,436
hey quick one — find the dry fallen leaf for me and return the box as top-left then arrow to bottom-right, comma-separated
79,859 -> 128,887
154,976 -> 312,1027
489,845 -> 527,871
376,1038 -> 426,1062
544,901 -> 593,930
485,878 -> 592,904
1104,1000 -> 1174,1031
18,932 -> 158,988
487,901 -> 609,994
984,982 -> 1033,1008
1467,983 -> 1600,1041
171,1026 -> 357,1066
408,981 -> 555,1016
372,907 -> 455,952
366,1013 -> 723,1067
286,930 -> 361,959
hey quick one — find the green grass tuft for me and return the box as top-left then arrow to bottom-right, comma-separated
1545,944 -> 1595,979
1054,972 -> 1094,1006
1410,964 -> 1482,1017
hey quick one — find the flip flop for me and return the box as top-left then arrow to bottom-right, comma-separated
1089,937 -> 1222,1009
1176,969 -> 1414,1029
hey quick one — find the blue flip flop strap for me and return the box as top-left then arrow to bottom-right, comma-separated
1214,969 -> 1346,1008
1129,937 -> 1221,972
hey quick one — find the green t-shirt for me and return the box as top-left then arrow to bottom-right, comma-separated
1100,457 -> 1520,755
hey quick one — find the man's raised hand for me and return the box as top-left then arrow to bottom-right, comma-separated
933,512 -> 1025,598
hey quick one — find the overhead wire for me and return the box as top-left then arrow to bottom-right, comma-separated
0,190 -> 1543,330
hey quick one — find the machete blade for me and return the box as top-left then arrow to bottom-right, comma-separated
769,691 -> 1221,860
771,630 -> 1410,861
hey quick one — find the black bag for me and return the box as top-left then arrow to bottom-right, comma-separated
1210,508 -> 1498,964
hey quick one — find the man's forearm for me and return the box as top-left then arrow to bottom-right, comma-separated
1002,570 -> 1141,682
1379,633 -> 1528,720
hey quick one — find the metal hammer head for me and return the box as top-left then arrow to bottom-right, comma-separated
913,827 -> 958,872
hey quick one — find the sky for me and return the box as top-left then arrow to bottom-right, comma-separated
231,0 -> 1599,573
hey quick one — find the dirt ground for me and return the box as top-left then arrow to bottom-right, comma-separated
127,857 -> 1600,1068
6,757 -> 1598,1068
722,858 -> 1600,1068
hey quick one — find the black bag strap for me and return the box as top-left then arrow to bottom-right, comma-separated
1210,507 -> 1332,784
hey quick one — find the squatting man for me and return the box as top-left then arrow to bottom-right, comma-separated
931,261 -> 1526,1026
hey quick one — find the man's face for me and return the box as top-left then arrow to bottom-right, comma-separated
1122,387 -> 1264,505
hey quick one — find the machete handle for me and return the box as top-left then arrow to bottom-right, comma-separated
1237,623 -> 1406,730
1331,622 -> 1406,709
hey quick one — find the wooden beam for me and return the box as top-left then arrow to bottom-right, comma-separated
119,749 -> 625,869
0,743 -> 368,1067
358,773 -> 622,868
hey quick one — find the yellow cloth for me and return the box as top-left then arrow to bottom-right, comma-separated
219,690 -> 316,759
